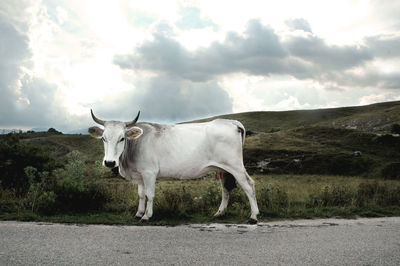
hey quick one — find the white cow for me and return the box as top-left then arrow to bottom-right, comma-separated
88,110 -> 259,223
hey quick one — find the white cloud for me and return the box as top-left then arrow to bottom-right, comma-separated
275,96 -> 311,110
359,93 -> 400,106
359,94 -> 388,105
56,6 -> 68,25
219,74 -> 265,113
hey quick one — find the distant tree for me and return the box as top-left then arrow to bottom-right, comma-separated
47,128 -> 62,134
391,123 -> 400,134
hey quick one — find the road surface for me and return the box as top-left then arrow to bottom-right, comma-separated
1,217 -> 399,265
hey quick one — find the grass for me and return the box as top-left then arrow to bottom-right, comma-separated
1,174 -> 400,225
193,101 -> 400,133
2,100 -> 400,225
14,100 -> 400,178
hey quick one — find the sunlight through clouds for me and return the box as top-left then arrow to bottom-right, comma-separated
0,0 -> 399,131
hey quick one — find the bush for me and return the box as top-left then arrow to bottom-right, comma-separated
36,191 -> 57,214
320,185 -> 352,206
196,180 -> 221,214
13,151 -> 109,214
258,184 -> 289,213
374,134 -> 400,148
300,154 -> 372,176
52,151 -> 107,212
355,181 -> 400,207
306,185 -> 354,208
391,123 -> 400,134
381,162 -> 400,180
0,134 -> 56,193
154,186 -> 194,218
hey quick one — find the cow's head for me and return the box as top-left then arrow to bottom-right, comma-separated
88,110 -> 143,168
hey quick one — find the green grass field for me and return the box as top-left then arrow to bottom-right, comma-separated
1,174 -> 399,225
1,101 -> 400,225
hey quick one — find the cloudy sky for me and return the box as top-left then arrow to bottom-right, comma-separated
1,0 -> 400,131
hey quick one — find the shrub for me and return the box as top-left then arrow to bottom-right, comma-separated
320,185 -> 352,206
154,186 -> 195,218
390,123 -> 400,134
381,162 -> 400,180
306,185 -> 353,207
36,191 -> 57,214
0,187 -> 19,213
300,154 -> 372,176
0,134 -> 56,193
53,151 -> 107,212
355,181 -> 400,207
258,184 -> 289,213
374,134 -> 400,148
197,180 -> 221,213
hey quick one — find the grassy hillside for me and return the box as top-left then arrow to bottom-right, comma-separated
191,101 -> 400,177
14,100 -> 400,178
1,101 -> 400,224
193,101 -> 400,133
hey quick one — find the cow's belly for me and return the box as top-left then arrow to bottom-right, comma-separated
158,163 -> 219,179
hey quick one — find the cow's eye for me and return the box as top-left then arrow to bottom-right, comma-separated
101,137 -> 106,142
119,137 -> 125,142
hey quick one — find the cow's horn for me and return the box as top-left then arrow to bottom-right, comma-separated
125,111 -> 140,128
91,109 -> 105,126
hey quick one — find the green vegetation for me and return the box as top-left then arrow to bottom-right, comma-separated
1,101 -> 400,224
1,174 -> 400,224
391,123 -> 400,134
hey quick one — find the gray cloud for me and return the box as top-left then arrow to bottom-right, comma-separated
91,76 -> 233,123
320,68 -> 400,91
365,35 -> 400,58
285,34 -> 372,72
10,78 -> 69,127
114,19 -> 374,82
0,13 -> 31,126
115,19 -> 399,91
115,20 -> 295,81
0,6 -> 71,130
285,18 -> 312,33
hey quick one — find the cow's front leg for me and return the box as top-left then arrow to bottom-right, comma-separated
135,183 -> 145,219
140,173 -> 156,221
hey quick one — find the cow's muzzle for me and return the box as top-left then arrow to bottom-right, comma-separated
104,160 -> 116,168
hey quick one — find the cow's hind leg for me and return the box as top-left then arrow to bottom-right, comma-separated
214,172 -> 236,217
229,169 -> 259,223
244,171 -> 259,224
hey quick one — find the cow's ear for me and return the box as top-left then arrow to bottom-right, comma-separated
88,126 -> 103,139
126,127 -> 143,140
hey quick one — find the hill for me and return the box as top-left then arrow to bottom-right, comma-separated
13,101 -> 400,178
192,101 -> 400,133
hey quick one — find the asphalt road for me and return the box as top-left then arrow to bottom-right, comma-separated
1,217 -> 399,265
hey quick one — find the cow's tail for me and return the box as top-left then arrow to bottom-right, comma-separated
231,120 -> 246,146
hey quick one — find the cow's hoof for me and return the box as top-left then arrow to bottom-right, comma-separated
139,218 -> 148,223
247,218 -> 258,224
214,210 -> 226,218
134,215 -> 142,220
